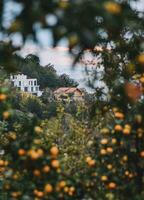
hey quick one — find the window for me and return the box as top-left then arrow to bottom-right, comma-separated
31,87 -> 33,92
24,87 -> 28,92
19,81 -> 21,86
34,80 -> 37,85
11,81 -> 14,86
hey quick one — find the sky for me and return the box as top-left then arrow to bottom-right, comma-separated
19,44 -> 99,91
1,0 -> 144,91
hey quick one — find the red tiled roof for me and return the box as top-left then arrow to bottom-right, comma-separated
54,87 -> 82,94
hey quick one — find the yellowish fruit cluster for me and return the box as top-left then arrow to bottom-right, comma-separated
11,191 -> 22,198
100,128 -> 110,134
104,2 -> 121,14
85,156 -> 96,167
34,126 -> 43,134
59,0 -> 69,9
107,164 -> 113,170
101,175 -> 108,182
137,128 -> 143,138
27,149 -> 44,160
123,124 -> 131,135
100,147 -> 113,155
63,186 -> 75,196
111,138 -> 117,144
3,111 -> 10,120
137,53 -> 144,64
0,159 -> 9,167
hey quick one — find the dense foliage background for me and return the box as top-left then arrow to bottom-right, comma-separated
0,0 -> 144,199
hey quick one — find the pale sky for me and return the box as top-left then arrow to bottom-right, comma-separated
1,0 -> 144,91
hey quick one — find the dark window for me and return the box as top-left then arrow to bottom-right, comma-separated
34,80 -> 37,85
11,81 -> 14,86
19,81 -> 21,86
24,87 -> 28,92
31,87 -> 33,92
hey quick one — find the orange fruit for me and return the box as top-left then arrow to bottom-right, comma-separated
37,149 -> 44,156
85,156 -> 92,162
34,126 -> 43,134
108,182 -> 117,189
106,147 -> 113,153
125,171 -> 129,176
51,160 -> 60,168
114,112 -> 124,119
42,165 -> 50,173
140,151 -> 144,157
12,174 -> 19,180
64,186 -> 69,193
33,189 -> 38,195
44,184 -> 53,193
0,160 -> 4,166
114,124 -> 123,131
100,149 -> 107,155
104,2 -> 121,14
135,115 -> 142,124
36,191 -> 44,198
111,138 -> 117,144
137,54 -> 144,64
123,128 -> 131,135
124,124 -> 131,129
129,173 -> 134,178
122,155 -> 128,161
59,181 -> 66,188
27,150 -> 39,160
11,192 -> 18,198
87,159 -> 96,167
69,186 -> 75,193
33,169 -> 41,177
101,175 -> 108,181
18,149 -> 26,156
68,191 -> 73,196
50,146 -> 59,156
3,111 -> 10,120
100,138 -> 108,145
0,94 -> 7,101
107,164 -> 113,170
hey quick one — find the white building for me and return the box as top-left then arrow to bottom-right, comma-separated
10,74 -> 43,97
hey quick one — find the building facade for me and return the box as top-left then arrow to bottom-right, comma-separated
10,74 -> 43,97
54,87 -> 84,101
